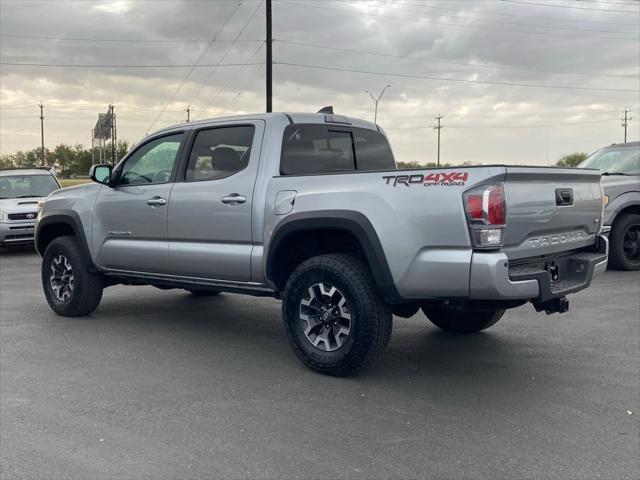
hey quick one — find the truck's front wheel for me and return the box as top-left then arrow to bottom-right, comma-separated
42,235 -> 104,317
421,305 -> 505,334
282,254 -> 392,376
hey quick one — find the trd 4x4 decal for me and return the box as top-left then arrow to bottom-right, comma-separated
382,172 -> 469,187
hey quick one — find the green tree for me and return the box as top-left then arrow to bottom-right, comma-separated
556,152 -> 587,167
0,154 -> 14,169
397,161 -> 452,169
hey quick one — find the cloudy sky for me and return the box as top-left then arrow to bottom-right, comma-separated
0,0 -> 638,165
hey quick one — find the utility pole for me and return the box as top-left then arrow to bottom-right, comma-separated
91,129 -> 95,166
266,0 -> 273,113
39,102 -> 45,166
109,104 -> 116,165
545,129 -> 550,165
364,85 -> 391,124
186,105 -> 191,123
622,108 -> 632,143
433,114 -> 443,166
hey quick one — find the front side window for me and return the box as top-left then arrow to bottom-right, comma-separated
0,174 -> 59,199
118,133 -> 183,185
186,126 -> 255,181
280,124 -> 395,175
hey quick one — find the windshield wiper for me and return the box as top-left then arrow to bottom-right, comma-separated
13,194 -> 42,198
602,171 -> 630,176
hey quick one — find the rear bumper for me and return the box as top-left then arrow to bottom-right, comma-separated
469,235 -> 608,302
0,221 -> 35,246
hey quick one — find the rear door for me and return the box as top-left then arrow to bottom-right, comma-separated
167,121 -> 264,281
502,166 -> 603,260
92,132 -> 185,272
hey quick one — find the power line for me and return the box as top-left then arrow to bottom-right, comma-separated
0,33 -> 262,43
146,0 -> 245,134
0,61 -> 263,68
500,0 -> 640,13
275,38 -> 638,79
279,1 -> 638,41
275,61 -> 639,92
395,0 -> 640,25
195,42 -> 265,121
385,117 -> 621,130
350,0 -> 638,36
186,0 -> 265,119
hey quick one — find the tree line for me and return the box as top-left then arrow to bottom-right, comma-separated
1,142 -> 587,175
0,141 -> 130,177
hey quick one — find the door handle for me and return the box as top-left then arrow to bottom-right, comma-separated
146,197 -> 167,206
221,194 -> 247,205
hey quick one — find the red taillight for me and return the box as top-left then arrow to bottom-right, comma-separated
465,194 -> 483,220
463,183 -> 507,250
487,184 -> 506,225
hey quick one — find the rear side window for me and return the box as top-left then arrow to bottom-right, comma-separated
186,125 -> 255,181
280,124 -> 395,175
353,129 -> 396,171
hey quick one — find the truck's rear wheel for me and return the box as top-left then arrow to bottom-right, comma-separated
421,305 -> 505,334
42,236 -> 104,317
282,254 -> 392,376
609,213 -> 640,271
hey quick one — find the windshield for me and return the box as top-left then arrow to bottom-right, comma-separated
0,174 -> 60,199
579,145 -> 640,175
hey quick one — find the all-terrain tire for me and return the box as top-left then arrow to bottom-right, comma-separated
282,254 -> 392,376
42,235 -> 104,317
608,213 -> 640,271
422,305 -> 505,334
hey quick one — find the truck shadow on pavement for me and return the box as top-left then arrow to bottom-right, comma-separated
87,287 -> 543,389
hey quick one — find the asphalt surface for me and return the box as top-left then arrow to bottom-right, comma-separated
0,246 -> 638,480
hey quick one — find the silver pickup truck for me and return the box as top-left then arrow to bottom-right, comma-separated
35,112 -> 608,375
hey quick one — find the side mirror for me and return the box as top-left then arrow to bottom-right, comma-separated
89,164 -> 112,185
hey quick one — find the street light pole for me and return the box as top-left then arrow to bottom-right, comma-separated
364,85 -> 391,124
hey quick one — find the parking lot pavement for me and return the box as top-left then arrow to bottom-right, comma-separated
0,246 -> 638,480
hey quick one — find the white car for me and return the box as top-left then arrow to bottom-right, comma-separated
0,167 -> 61,248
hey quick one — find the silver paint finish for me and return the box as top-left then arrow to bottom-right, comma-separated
167,120 -> 265,281
92,183 -> 174,272
502,167 -> 603,260
469,252 -> 540,300
38,112 -> 606,303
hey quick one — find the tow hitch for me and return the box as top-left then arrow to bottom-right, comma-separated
533,297 -> 570,315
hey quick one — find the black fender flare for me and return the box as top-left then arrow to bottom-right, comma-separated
266,210 -> 402,303
35,210 -> 93,267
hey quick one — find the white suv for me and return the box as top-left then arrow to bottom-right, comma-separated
0,167 -> 61,248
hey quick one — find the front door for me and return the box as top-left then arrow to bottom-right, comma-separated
167,122 -> 263,281
92,132 -> 185,273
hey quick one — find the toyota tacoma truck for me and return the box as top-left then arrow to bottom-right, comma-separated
35,112 -> 608,375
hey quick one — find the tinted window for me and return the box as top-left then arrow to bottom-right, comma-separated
281,125 -> 355,175
0,174 -> 59,199
118,133 -> 183,185
353,129 -> 395,171
186,126 -> 255,181
280,124 -> 394,175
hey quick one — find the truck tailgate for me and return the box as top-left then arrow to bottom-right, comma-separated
503,167 -> 603,260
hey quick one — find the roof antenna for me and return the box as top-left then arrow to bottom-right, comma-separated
317,106 -> 334,114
